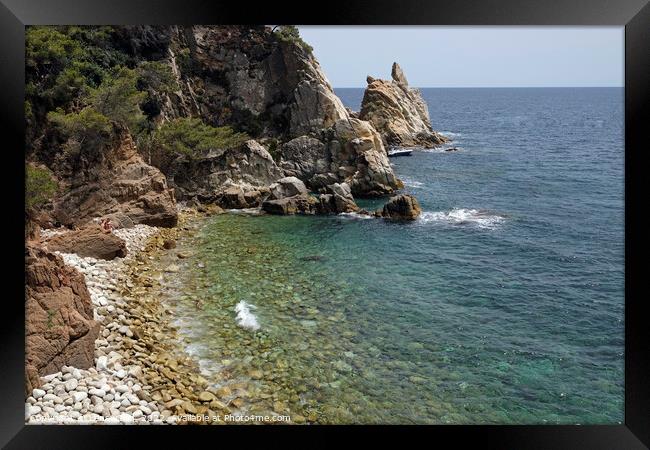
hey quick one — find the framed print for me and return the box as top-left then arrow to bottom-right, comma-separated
1,0 -> 648,448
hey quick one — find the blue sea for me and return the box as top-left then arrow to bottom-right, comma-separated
161,87 -> 624,424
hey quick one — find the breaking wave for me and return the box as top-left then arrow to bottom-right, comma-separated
235,301 -> 260,330
337,212 -> 374,220
400,176 -> 425,188
439,131 -> 462,138
419,208 -> 505,229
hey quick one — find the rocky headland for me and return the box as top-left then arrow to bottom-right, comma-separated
359,62 -> 449,148
24,25 -> 436,424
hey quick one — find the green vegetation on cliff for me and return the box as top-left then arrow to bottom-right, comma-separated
26,165 -> 58,210
273,26 -> 313,53
26,25 -> 250,165
152,118 -> 249,157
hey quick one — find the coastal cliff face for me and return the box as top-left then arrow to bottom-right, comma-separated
52,126 -> 178,229
360,62 -> 448,148
26,25 -> 401,226
117,25 -> 399,201
25,243 -> 99,395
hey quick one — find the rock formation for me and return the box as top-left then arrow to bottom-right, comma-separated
377,194 -> 422,220
360,62 -> 448,148
129,26 -> 401,199
43,225 -> 128,260
53,127 -> 178,229
262,194 -> 318,215
316,182 -> 359,214
269,177 -> 309,199
25,244 -> 99,395
167,139 -> 282,208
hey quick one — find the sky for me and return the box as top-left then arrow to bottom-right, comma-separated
298,27 -> 624,88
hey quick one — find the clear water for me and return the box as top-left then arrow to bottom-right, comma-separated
160,88 -> 624,424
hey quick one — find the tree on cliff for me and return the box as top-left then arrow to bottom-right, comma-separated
25,165 -> 58,238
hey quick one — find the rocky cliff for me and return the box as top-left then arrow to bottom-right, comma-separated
26,26 -> 402,225
360,62 -> 448,148
52,126 -> 178,228
25,243 -> 99,395
121,25 -> 401,200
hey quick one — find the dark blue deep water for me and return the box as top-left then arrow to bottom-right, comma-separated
165,88 -> 624,424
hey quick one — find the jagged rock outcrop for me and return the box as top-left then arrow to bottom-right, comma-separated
329,118 -> 402,196
53,127 -> 178,228
278,136 -> 329,181
168,139 -> 282,208
377,194 -> 422,220
360,62 -> 448,148
126,26 -> 401,199
43,225 -> 128,260
25,244 -> 99,395
262,181 -> 360,216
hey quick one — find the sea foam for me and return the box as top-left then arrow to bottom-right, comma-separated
337,212 -> 373,220
400,176 -> 424,188
419,208 -> 505,229
235,301 -> 260,331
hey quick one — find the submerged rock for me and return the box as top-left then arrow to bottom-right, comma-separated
377,194 -> 422,220
360,62 -> 448,148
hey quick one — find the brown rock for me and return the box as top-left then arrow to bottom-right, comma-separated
378,194 -> 422,220
163,239 -> 176,249
25,244 -> 99,395
43,224 -> 127,260
53,128 -> 178,228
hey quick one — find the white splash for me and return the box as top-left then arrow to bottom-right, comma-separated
439,131 -> 462,138
419,208 -> 505,230
235,301 -> 260,331
227,207 -> 263,215
400,176 -> 424,188
337,212 -> 373,220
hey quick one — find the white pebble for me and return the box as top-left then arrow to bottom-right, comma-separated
32,389 -> 46,399
72,392 -> 88,403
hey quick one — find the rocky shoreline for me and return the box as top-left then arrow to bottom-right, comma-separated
24,26 -> 442,425
26,209 -> 246,425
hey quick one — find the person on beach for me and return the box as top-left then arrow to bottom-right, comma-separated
100,218 -> 114,233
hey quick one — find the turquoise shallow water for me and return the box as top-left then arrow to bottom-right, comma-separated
161,88 -> 624,424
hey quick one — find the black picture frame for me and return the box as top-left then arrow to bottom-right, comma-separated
2,0 -> 648,448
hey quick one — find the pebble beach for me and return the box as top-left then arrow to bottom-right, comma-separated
25,211 -> 239,425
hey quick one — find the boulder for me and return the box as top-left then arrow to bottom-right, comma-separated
309,172 -> 340,191
279,136 -> 329,181
169,140 -> 282,206
359,62 -> 449,148
262,194 -> 317,215
53,128 -> 178,228
25,244 -> 100,396
378,194 -> 422,220
269,176 -> 309,199
316,183 -> 359,214
43,224 -> 127,260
